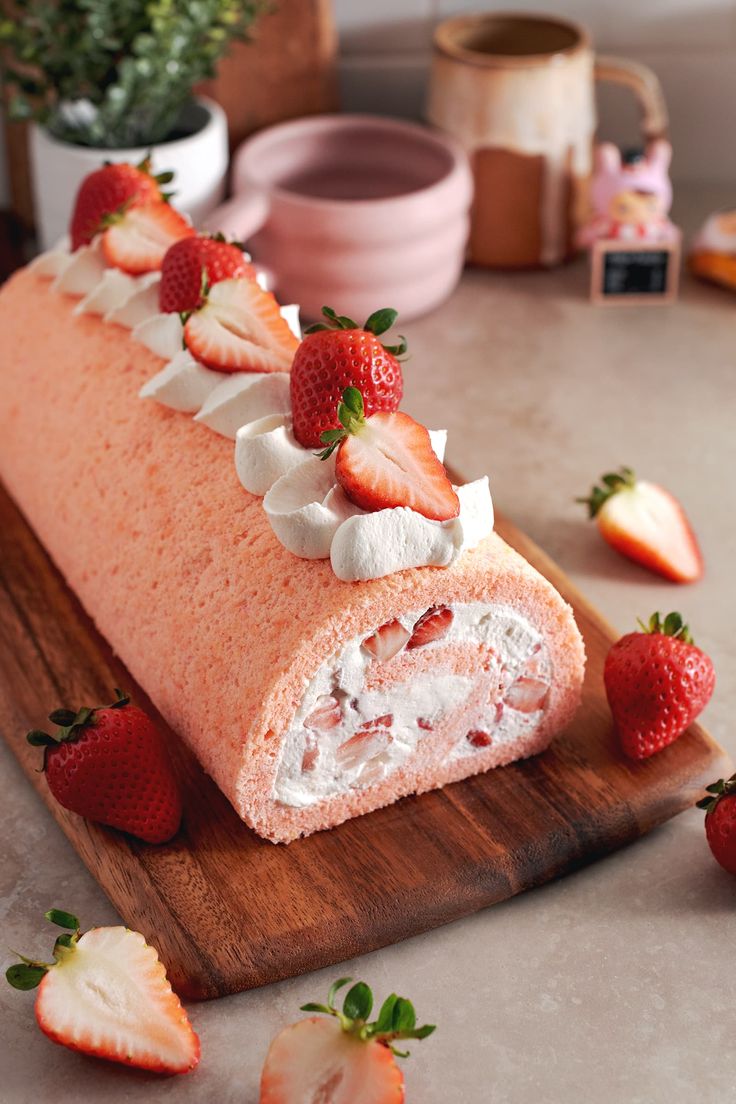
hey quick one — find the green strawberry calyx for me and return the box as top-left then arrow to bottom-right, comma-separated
697,772 -> 736,815
576,466 -> 637,518
26,688 -> 130,750
318,386 -> 367,460
304,305 -> 408,358
636,611 -> 694,645
6,909 -> 81,991
300,977 -> 435,1058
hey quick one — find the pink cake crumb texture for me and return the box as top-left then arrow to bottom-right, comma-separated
0,269 -> 585,842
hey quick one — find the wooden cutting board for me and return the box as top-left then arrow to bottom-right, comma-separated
0,479 -> 728,1000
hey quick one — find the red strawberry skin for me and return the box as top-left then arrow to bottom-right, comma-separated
604,632 -> 715,759
290,329 -> 403,448
70,163 -> 161,251
408,606 -> 454,649
705,796 -> 736,875
45,705 -> 182,843
159,235 -> 256,313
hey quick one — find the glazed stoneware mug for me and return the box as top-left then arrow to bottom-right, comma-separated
205,114 -> 473,321
427,12 -> 670,269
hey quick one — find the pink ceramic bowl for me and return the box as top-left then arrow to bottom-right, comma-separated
205,114 -> 473,322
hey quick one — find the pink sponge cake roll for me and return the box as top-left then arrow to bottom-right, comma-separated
0,268 -> 585,843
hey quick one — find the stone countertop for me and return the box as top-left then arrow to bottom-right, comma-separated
2,184 -> 734,1103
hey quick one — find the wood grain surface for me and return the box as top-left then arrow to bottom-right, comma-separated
0,478 -> 728,1000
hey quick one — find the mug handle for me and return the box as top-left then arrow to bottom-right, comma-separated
594,55 -> 669,141
201,189 -> 271,241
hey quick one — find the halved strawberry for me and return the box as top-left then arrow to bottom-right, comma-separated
362,620 -> 411,662
304,694 -> 342,732
184,278 -> 299,373
159,234 -> 256,313
408,606 -> 454,649
6,909 -> 199,1075
260,977 -> 434,1104
102,201 -> 194,275
577,467 -> 703,583
335,728 -> 391,772
322,388 -> 460,521
504,676 -> 549,713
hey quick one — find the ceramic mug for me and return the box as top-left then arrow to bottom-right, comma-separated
205,114 -> 473,321
427,13 -> 669,268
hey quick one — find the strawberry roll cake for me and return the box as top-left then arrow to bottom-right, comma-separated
0,167 -> 585,842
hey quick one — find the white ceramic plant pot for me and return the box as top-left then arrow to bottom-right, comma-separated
30,96 -> 228,251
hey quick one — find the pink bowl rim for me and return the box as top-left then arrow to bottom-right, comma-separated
232,113 -> 472,212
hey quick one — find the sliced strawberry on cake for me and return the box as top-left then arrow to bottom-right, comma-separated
102,200 -> 194,275
290,306 -> 405,447
159,234 -> 256,314
577,466 -> 704,583
259,977 -> 434,1104
5,908 -> 200,1074
183,277 -> 299,373
320,387 -> 459,521
70,157 -> 172,250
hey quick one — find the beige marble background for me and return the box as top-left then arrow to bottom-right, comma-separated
1,185 -> 734,1102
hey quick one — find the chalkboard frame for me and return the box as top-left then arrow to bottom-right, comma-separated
590,235 -> 681,305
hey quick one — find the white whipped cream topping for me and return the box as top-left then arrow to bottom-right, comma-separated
330,478 -> 493,582
133,313 -> 184,360
139,349 -> 223,412
73,268 -> 139,317
104,274 -> 161,328
194,371 -> 290,438
52,237 -> 107,296
28,236 -> 71,278
263,456 -> 363,559
234,415 -> 307,495
274,602 -> 550,807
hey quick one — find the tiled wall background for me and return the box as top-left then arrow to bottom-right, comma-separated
334,0 -> 736,182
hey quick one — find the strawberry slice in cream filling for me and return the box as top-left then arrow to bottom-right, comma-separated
273,603 -> 552,807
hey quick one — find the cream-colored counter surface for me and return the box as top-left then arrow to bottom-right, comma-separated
2,185 -> 734,1103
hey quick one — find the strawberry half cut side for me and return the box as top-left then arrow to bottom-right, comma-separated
102,200 -> 194,275
322,387 -> 460,521
577,466 -> 704,583
184,277 -> 299,373
6,909 -> 200,1075
260,976 -> 435,1104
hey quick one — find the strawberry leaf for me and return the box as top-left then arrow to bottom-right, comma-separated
363,308 -> 397,337
343,981 -> 373,1021
327,977 -> 352,1011
6,963 -> 47,990
577,466 -> 637,518
374,993 -> 398,1032
45,908 -> 79,930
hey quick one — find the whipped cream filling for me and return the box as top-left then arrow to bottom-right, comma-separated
273,602 -> 551,807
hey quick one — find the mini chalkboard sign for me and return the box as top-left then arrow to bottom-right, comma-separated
591,237 -> 680,305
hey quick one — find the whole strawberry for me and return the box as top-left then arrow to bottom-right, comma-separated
604,612 -> 715,759
70,158 -> 172,251
159,233 -> 256,314
27,690 -> 182,843
698,774 -> 736,875
290,306 -> 405,448
260,976 -> 435,1104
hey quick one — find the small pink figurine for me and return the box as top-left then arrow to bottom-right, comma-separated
578,140 -> 679,247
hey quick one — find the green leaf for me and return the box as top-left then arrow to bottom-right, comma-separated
392,997 -> 416,1032
343,981 -> 373,1022
383,336 -> 408,358
45,908 -> 79,931
304,322 -> 331,334
663,612 -> 683,636
300,1002 -> 333,1014
48,709 -> 76,726
6,963 -> 47,990
363,307 -> 397,337
412,1023 -> 436,1039
26,730 -> 54,747
375,993 -> 398,1032
327,977 -> 352,1011
342,387 -> 363,418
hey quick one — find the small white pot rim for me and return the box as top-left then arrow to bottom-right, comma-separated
34,95 -> 226,158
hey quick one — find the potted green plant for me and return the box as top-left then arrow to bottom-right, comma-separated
0,0 -> 267,249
